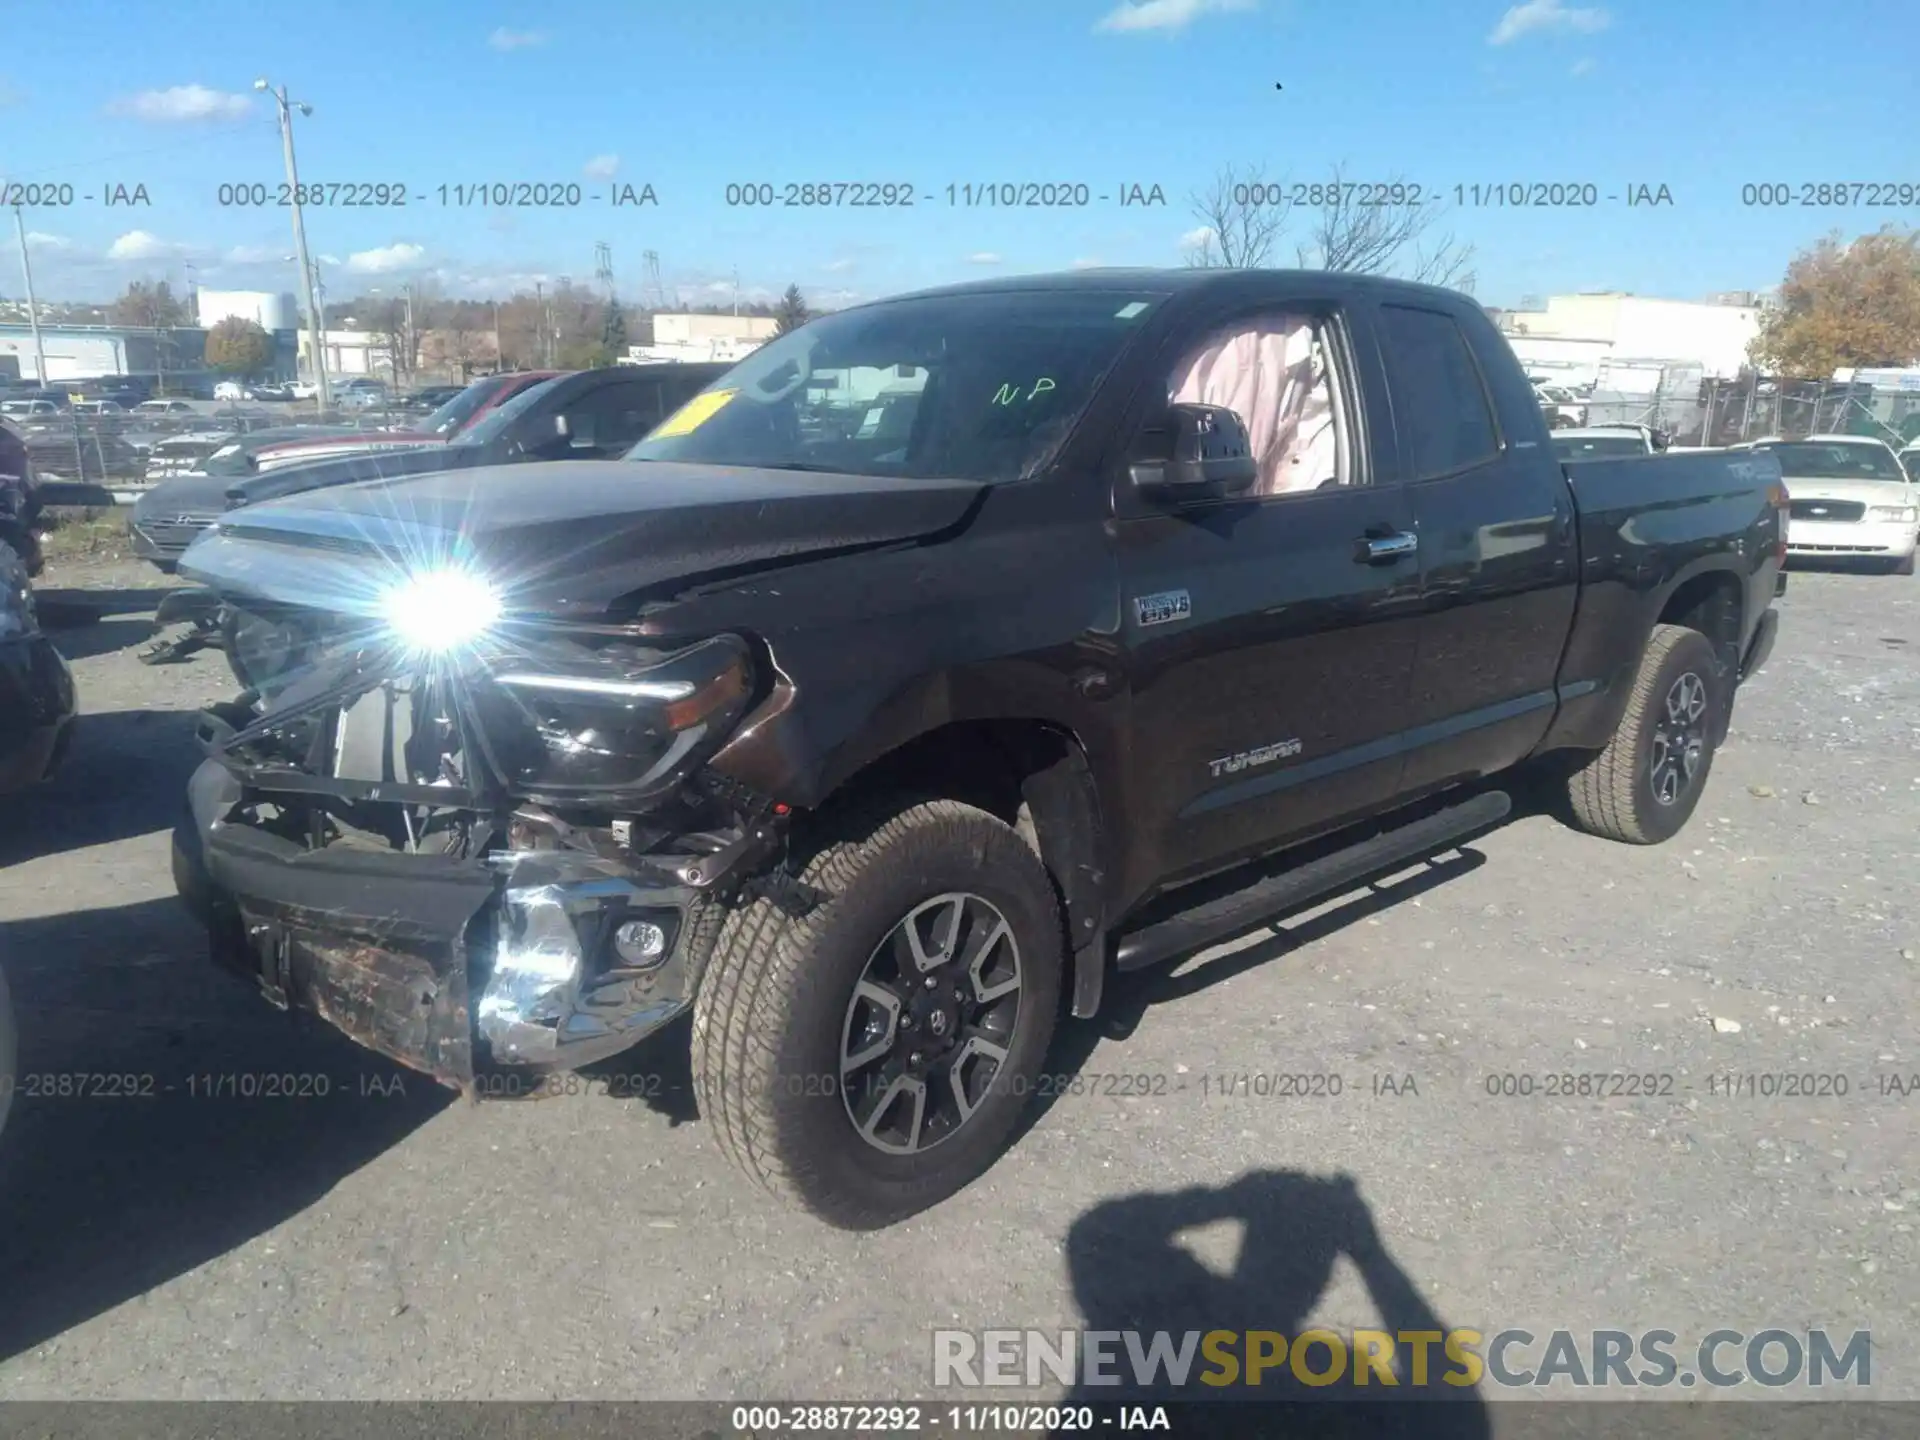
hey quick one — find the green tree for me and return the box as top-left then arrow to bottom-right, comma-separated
107,279 -> 190,329
205,317 -> 274,377
773,283 -> 811,334
1750,226 -> 1920,378
601,299 -> 629,361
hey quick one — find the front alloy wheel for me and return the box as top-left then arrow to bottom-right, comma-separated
841,892 -> 1023,1155
692,798 -> 1064,1229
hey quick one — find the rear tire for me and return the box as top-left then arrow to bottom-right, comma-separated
691,798 -> 1063,1229
1564,623 -> 1725,845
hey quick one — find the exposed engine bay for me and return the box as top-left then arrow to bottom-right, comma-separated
182,590 -> 816,1093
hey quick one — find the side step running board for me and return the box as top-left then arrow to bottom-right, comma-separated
1113,790 -> 1512,973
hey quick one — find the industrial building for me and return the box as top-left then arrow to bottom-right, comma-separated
0,288 -> 300,389
0,323 -> 210,388
1497,291 -> 1766,386
626,312 -> 778,365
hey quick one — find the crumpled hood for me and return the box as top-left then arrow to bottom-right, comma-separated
178,459 -> 985,618
227,442 -> 477,508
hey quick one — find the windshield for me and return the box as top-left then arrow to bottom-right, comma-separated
453,376 -> 561,449
420,378 -> 510,437
1755,441 -> 1904,481
1553,435 -> 1649,460
625,290 -> 1164,481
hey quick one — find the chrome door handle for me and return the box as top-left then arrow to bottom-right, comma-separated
1358,531 -> 1418,563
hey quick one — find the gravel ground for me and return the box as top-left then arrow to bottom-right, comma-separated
1,554 -> 1916,1409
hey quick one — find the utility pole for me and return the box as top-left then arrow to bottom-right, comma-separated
257,77 -> 330,413
10,206 -> 48,386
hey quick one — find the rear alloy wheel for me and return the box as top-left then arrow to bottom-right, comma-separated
1565,623 -> 1725,845
692,799 -> 1063,1229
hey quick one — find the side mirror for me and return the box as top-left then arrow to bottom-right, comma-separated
1129,403 -> 1257,501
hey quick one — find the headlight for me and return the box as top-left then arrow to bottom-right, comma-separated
1869,505 -> 1919,524
380,565 -> 502,655
470,633 -> 756,805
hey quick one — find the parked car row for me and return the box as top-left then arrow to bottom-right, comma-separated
128,364 -> 725,570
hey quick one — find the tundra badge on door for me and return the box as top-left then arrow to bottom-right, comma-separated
1209,737 -> 1303,778
1134,589 -> 1191,627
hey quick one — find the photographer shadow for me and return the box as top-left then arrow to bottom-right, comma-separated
1057,1170 -> 1490,1438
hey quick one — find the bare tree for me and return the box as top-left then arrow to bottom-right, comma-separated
1184,164 -> 1293,270
1294,167 -> 1477,292
1186,162 -> 1477,292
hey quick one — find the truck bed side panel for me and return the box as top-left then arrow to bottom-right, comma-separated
1539,450 -> 1783,754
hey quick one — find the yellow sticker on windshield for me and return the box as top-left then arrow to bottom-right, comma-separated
650,388 -> 738,438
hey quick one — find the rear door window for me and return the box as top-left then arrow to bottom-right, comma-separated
1378,304 -> 1500,480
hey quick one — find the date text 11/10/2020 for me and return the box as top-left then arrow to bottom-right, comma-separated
212,182 -> 660,208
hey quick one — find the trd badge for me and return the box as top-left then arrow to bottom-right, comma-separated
1134,589 -> 1191,627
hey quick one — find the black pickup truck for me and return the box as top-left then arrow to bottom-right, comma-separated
171,269 -> 1786,1228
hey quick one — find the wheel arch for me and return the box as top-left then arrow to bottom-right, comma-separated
807,717 -> 1112,1020
1656,565 -> 1745,678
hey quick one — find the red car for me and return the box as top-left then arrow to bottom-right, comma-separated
244,372 -> 560,474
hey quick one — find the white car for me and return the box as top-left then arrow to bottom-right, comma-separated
1531,381 -> 1588,428
1550,425 -> 1655,462
1753,434 -> 1919,575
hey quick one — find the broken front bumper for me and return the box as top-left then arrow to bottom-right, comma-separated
176,758 -> 709,1092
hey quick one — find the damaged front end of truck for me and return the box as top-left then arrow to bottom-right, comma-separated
172,530 -> 812,1095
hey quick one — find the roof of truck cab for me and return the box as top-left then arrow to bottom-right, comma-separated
866,267 -> 1479,311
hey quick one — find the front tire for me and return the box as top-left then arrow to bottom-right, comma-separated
1564,623 -> 1725,845
691,798 -> 1064,1229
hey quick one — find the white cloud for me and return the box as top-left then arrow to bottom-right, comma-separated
318,254 -> 342,267
346,242 -> 427,274
107,230 -> 182,261
222,244 -> 282,265
108,84 -> 252,122
1488,0 -> 1610,45
1095,0 -> 1254,34
1570,56 -> 1596,75
582,153 -> 620,180
25,232 -> 73,250
821,258 -> 857,273
966,251 -> 1004,265
1179,225 -> 1216,251
489,27 -> 547,50
1069,257 -> 1105,270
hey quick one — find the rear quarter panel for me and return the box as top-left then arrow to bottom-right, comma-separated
1540,449 -> 1784,752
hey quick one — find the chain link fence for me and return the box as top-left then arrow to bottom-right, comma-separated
16,401 -> 433,495
1563,376 -> 1920,450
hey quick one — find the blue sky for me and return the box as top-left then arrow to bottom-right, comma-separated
2,0 -> 1914,309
